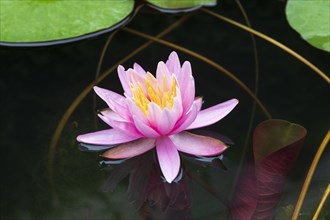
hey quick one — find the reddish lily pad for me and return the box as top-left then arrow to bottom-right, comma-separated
229,119 -> 307,220
253,119 -> 307,163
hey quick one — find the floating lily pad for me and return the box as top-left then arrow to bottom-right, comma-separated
286,0 -> 330,52
147,0 -> 216,11
0,0 -> 134,46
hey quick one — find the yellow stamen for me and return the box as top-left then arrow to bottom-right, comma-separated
131,73 -> 177,116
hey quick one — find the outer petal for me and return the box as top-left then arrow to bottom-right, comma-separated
170,131 -> 228,156
102,138 -> 155,159
99,109 -> 128,122
133,63 -> 147,75
76,129 -> 140,145
98,110 -> 142,137
94,86 -> 124,108
187,98 -> 239,130
117,65 -> 132,97
195,96 -> 203,112
156,136 -> 181,183
166,51 -> 181,75
94,86 -> 130,120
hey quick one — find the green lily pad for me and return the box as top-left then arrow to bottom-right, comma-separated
253,119 -> 307,163
286,0 -> 330,52
147,0 -> 216,10
0,0 -> 134,45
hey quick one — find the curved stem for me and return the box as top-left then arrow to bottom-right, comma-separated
292,130 -> 330,220
202,8 -> 330,85
313,183 -> 330,220
229,0 -> 260,199
122,27 -> 272,119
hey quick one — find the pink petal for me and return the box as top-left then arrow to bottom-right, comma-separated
127,98 -> 148,124
156,136 -> 181,183
187,98 -> 239,130
133,115 -> 160,138
177,61 -> 195,112
195,97 -> 203,111
157,108 -> 177,135
171,99 -> 200,134
170,131 -> 228,156
102,138 -> 155,159
93,86 -> 123,108
147,102 -> 163,126
147,101 -> 179,135
117,65 -> 132,97
76,129 -> 140,145
127,68 -> 146,90
99,109 -> 128,122
156,61 -> 172,90
166,51 -> 181,75
94,86 -> 130,120
98,110 -> 142,137
171,90 -> 184,121
133,63 -> 147,75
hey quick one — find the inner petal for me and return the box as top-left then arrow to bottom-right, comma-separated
131,72 -> 178,116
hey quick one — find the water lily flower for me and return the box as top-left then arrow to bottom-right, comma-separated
77,51 -> 238,183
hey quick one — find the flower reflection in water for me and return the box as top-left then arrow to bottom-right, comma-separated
79,133 -> 229,220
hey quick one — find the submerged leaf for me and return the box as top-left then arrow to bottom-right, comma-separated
101,150 -> 192,218
252,137 -> 305,219
229,119 -> 307,220
253,119 -> 307,163
286,0 -> 330,52
0,0 -> 134,45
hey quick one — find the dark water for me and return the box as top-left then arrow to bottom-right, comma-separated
1,1 -> 329,219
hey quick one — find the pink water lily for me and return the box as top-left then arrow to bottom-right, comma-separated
77,51 -> 238,183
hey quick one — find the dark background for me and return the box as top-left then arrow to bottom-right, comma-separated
1,0 -> 329,219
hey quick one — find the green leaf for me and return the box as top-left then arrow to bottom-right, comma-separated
253,119 -> 307,163
0,0 -> 134,44
147,0 -> 216,10
286,0 -> 330,52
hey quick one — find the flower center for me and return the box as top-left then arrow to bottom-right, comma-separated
131,72 -> 177,116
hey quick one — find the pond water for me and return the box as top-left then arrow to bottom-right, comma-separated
1,1 -> 329,220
